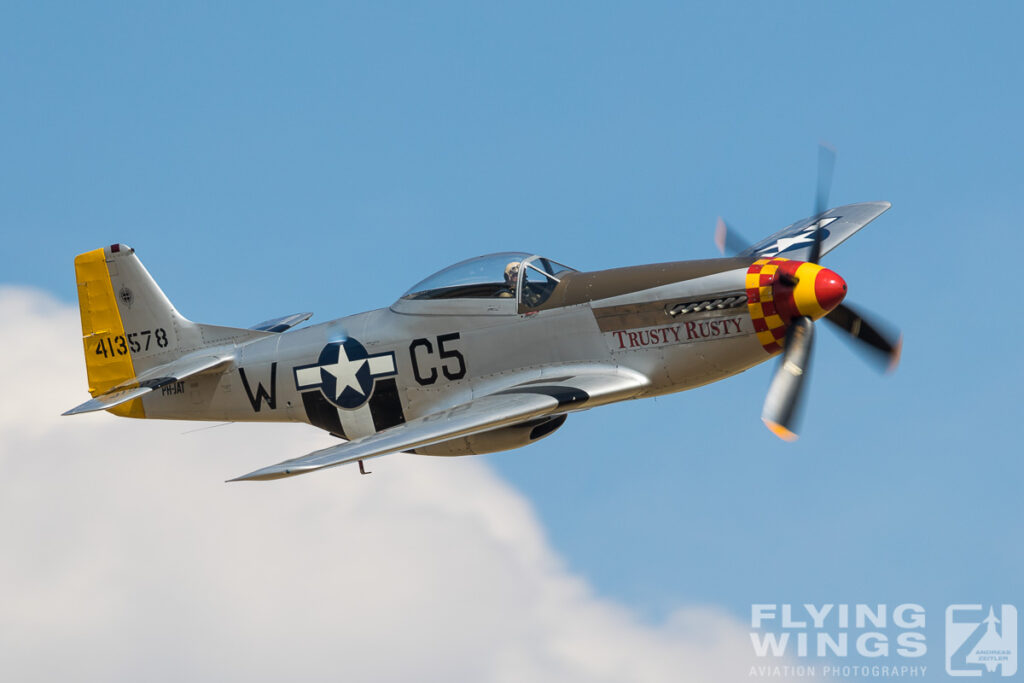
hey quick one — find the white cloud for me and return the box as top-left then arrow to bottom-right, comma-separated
0,286 -> 807,682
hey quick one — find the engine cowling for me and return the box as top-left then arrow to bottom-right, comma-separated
746,257 -> 847,354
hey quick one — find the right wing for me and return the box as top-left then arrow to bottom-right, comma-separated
229,367 -> 648,482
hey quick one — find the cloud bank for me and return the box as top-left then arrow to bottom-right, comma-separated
0,286 -> 800,682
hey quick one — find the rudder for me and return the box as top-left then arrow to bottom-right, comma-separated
75,246 -> 145,415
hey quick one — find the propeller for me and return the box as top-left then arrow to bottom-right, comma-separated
761,316 -> 814,441
808,142 -> 835,266
714,217 -> 752,257
823,303 -> 902,373
714,144 -> 901,440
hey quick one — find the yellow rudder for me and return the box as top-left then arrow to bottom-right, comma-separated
74,248 -> 145,418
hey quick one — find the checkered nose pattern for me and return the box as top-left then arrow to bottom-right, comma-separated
745,258 -> 848,354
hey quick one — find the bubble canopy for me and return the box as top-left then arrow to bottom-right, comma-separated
403,252 -> 576,301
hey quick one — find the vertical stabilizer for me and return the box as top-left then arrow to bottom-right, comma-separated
73,244 -> 269,417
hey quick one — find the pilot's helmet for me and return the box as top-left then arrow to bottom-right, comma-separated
504,261 -> 520,283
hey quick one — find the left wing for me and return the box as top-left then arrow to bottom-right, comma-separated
230,367 -> 648,482
740,201 -> 891,261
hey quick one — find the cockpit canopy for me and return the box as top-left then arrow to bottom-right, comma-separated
402,252 -> 577,308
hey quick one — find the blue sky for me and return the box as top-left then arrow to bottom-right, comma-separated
3,2 -> 1021,678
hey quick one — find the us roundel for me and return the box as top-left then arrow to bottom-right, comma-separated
293,338 -> 398,410
754,216 -> 839,258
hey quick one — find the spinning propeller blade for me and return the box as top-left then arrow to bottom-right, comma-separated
762,317 -> 814,441
714,217 -> 752,256
808,142 -> 836,265
825,303 -> 903,373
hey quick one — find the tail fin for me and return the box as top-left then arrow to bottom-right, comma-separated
74,243 -> 267,416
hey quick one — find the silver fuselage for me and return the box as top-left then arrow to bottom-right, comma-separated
140,264 -> 769,441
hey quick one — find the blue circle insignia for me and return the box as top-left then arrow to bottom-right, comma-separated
318,340 -> 375,409
293,337 -> 399,411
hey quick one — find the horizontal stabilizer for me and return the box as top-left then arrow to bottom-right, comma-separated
63,351 -> 233,416
62,386 -> 154,415
249,312 -> 313,333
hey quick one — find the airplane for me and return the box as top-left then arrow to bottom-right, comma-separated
64,154 -> 901,482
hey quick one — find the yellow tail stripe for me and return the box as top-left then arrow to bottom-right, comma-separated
74,249 -> 145,418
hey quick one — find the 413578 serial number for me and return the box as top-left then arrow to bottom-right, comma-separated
94,328 -> 169,358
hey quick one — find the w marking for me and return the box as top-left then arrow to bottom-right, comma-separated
239,363 -> 277,412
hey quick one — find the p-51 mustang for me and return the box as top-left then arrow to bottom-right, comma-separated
65,173 -> 900,482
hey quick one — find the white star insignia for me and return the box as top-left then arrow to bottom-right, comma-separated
759,218 -> 837,257
768,230 -> 815,254
320,347 -> 367,400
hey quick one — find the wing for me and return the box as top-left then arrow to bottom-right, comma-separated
740,201 -> 891,261
62,350 -> 233,415
229,367 -> 648,482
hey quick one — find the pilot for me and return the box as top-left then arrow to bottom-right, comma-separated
497,261 -> 520,298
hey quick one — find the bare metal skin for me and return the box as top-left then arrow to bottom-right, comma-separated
64,202 -> 897,481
